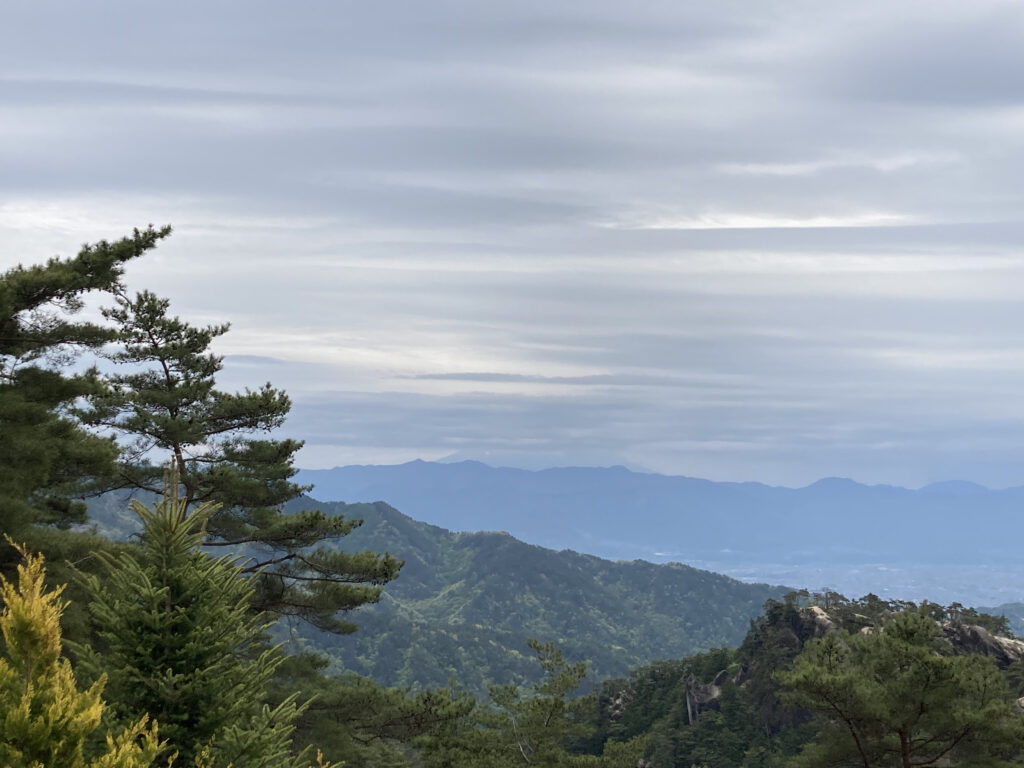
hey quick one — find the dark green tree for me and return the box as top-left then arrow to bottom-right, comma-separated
778,610 -> 1024,768
79,287 -> 401,631
77,479 -> 310,768
0,226 -> 169,539
419,639 -> 646,768
272,652 -> 473,767
488,639 -> 590,767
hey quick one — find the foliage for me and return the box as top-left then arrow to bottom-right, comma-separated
580,594 -> 1024,768
587,648 -> 802,768
271,498 -> 786,692
77,481 -> 309,768
418,639 -> 647,768
270,651 -> 472,767
488,639 -> 591,766
78,287 -> 402,632
0,541 -> 161,768
799,589 -> 1014,637
778,609 -> 1024,768
0,226 -> 168,539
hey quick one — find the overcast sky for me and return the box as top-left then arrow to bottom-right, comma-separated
5,1 -> 1024,487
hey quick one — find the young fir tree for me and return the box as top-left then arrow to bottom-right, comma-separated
77,477 -> 310,768
0,226 -> 169,540
0,542 -> 161,768
79,287 -> 401,632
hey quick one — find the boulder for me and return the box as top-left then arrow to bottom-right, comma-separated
942,623 -> 1024,669
802,605 -> 838,637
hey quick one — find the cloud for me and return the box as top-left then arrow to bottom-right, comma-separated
717,152 -> 962,177
601,211 -> 921,230
4,1 -> 1024,487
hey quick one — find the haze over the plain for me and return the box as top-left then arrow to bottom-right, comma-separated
4,1 -> 1024,487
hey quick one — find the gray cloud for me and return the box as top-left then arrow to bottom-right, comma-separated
4,1 -> 1024,487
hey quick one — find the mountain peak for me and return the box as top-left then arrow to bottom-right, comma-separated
803,477 -> 862,491
919,480 -> 989,495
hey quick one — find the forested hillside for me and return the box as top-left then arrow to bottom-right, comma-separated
287,498 -> 786,690
581,593 -> 1024,767
90,493 -> 787,691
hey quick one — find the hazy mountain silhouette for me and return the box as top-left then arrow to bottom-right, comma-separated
297,461 -> 1024,566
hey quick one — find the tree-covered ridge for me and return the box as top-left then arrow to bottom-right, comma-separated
273,498 -> 787,692
583,593 -> 1024,767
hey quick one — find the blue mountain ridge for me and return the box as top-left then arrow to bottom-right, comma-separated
296,460 -> 1024,567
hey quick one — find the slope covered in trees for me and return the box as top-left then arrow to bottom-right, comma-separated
583,593 -> 1024,767
87,494 -> 787,691
272,498 -> 787,691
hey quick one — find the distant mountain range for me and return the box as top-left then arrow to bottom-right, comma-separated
281,498 -> 787,691
296,461 -> 1024,566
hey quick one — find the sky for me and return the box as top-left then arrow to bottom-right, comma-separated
4,0 -> 1024,488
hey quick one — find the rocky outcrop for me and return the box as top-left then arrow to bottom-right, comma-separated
805,605 -> 838,637
941,622 -> 1024,669
669,605 -> 1024,741
684,670 -> 728,724
797,605 -> 1024,668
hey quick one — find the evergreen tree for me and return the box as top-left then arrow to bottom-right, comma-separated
273,653 -> 473,767
778,610 -> 1024,768
419,640 -> 646,768
79,287 -> 401,632
77,478 -> 309,768
0,542 -> 161,768
0,226 -> 169,539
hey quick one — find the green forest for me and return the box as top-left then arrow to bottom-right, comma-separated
5,228 -> 1024,767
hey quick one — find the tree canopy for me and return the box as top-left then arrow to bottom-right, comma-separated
0,226 -> 170,539
0,542 -> 161,768
77,478 -> 309,768
78,286 -> 401,631
779,609 -> 1024,768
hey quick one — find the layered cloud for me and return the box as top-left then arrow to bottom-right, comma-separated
4,0 -> 1024,486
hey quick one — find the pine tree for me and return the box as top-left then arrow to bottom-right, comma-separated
273,652 -> 474,766
77,476 -> 310,768
79,288 -> 401,632
0,226 -> 170,538
779,610 -> 1024,768
0,541 -> 161,768
419,640 -> 646,768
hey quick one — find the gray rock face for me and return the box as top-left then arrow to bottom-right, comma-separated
805,606 -> 838,637
684,673 -> 723,725
941,622 -> 1024,669
695,610 -> 1024,725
